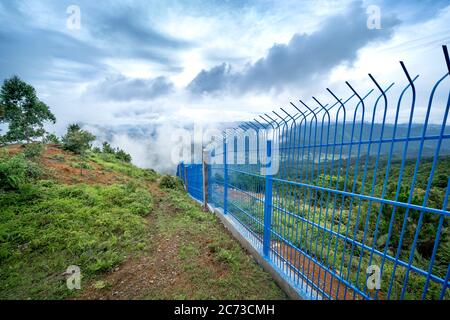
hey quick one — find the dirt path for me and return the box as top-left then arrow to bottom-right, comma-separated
77,187 -> 176,299
77,184 -> 286,300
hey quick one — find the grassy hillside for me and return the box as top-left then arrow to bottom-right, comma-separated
0,144 -> 285,300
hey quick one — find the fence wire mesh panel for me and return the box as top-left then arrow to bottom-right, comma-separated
178,46 -> 450,300
178,163 -> 204,202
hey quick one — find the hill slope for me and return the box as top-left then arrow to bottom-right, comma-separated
0,144 -> 285,299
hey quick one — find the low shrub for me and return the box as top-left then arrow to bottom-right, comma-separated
43,133 -> 61,145
23,143 -> 44,159
71,162 -> 92,170
0,153 -> 42,191
159,175 -> 181,189
100,142 -> 132,163
61,124 -> 96,155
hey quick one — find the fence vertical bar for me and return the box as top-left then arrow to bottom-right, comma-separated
223,139 -> 228,214
184,166 -> 188,191
263,140 -> 273,258
203,149 -> 209,211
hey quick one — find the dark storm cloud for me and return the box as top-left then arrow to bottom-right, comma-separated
89,75 -> 174,102
0,1 -> 192,83
93,12 -> 192,50
87,8 -> 194,65
0,28 -> 108,82
187,1 -> 400,94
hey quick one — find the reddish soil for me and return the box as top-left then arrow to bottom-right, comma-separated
273,241 -> 383,300
6,144 -> 122,185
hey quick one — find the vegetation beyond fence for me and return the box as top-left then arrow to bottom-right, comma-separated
177,46 -> 450,300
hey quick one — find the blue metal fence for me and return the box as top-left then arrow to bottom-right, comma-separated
178,162 -> 203,202
177,46 -> 450,300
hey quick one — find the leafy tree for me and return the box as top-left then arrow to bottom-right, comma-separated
115,149 -> 132,163
23,143 -> 44,159
101,141 -> 132,163
0,103 -> 4,144
61,124 -> 96,155
102,141 -> 115,154
61,124 -> 96,176
43,133 -> 61,145
0,76 -> 56,143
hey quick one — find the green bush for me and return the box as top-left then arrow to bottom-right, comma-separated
100,142 -> 132,163
143,169 -> 158,182
92,146 -> 101,153
61,124 -> 96,155
115,149 -> 132,163
43,133 -> 60,145
159,175 -> 182,189
23,143 -> 44,159
102,141 -> 115,154
0,153 -> 42,191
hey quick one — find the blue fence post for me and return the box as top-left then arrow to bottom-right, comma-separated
263,140 -> 273,258
208,149 -> 213,206
223,139 -> 228,214
184,165 -> 188,192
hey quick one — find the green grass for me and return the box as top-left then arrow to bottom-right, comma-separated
0,181 -> 153,299
89,152 -> 157,182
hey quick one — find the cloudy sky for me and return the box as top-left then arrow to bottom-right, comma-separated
1,0 -> 449,171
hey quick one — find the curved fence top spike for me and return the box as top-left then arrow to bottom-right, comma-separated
443,45 -> 450,75
280,108 -> 294,120
247,122 -> 259,130
253,118 -> 265,128
345,81 -> 365,121
259,114 -> 270,123
368,73 -> 388,97
327,87 -> 347,112
290,101 -> 310,125
312,96 -> 330,120
345,81 -> 364,104
244,123 -> 255,131
221,130 -> 227,138
264,113 -> 280,128
264,113 -> 277,123
399,61 -> 415,86
299,99 -> 317,120
290,102 -> 305,116
280,107 -> 295,122
312,96 -> 323,107
368,74 -> 391,115
272,110 -> 287,125
259,115 -> 275,129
